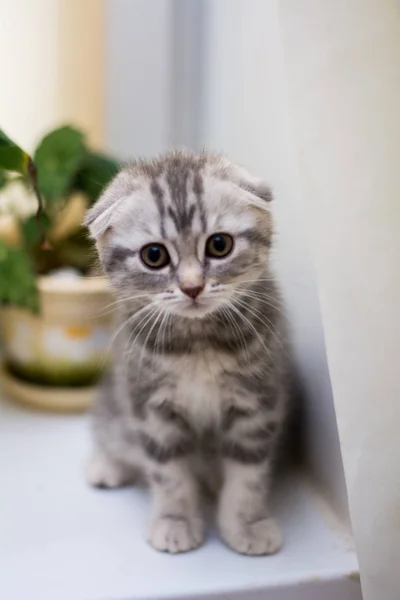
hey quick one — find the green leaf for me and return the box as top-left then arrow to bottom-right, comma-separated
0,170 -> 8,190
0,240 -> 39,312
0,128 -> 45,225
20,211 -> 51,248
34,125 -> 87,203
0,128 -> 30,175
73,152 -> 119,204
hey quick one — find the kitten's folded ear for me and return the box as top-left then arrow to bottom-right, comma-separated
84,171 -> 129,240
231,165 -> 273,208
241,179 -> 272,204
217,159 -> 273,210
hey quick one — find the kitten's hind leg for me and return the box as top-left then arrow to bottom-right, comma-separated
86,450 -> 139,489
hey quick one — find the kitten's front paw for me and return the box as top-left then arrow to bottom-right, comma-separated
86,453 -> 128,489
220,517 -> 282,556
148,515 -> 205,554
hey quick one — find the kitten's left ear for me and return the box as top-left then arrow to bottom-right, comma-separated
217,159 -> 273,209
231,165 -> 273,205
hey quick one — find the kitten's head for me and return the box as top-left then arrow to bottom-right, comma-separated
85,151 -> 273,319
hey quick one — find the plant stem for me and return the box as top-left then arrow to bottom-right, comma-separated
27,158 -> 49,248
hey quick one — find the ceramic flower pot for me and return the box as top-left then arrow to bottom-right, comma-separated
0,275 -> 113,411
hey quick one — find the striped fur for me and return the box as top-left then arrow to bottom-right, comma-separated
86,151 -> 289,555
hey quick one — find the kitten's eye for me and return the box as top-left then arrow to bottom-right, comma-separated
206,234 -> 234,258
140,244 -> 170,269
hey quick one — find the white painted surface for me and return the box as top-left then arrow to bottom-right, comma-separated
0,398 -> 360,600
279,1 -> 400,598
201,0 -> 348,518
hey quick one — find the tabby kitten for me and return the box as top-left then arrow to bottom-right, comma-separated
85,151 -> 288,555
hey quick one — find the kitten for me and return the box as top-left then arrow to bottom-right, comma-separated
85,151 -> 289,555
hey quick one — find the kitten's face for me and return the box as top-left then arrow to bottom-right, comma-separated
86,152 -> 272,319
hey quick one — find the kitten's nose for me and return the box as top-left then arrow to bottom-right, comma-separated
180,284 -> 205,300
178,260 -> 204,300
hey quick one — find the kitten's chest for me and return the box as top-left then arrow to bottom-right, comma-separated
168,351 -> 236,428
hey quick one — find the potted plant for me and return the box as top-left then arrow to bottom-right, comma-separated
0,126 -> 118,411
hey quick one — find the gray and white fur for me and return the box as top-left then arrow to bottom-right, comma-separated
85,151 -> 289,555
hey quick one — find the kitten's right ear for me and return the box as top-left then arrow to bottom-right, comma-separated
84,171 -> 129,240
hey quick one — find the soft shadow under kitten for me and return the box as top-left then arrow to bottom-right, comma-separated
85,151 -> 289,555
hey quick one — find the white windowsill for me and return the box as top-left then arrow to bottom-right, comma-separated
0,398 -> 361,600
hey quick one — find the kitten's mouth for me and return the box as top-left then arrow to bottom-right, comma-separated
184,299 -> 210,316
169,296 -> 219,319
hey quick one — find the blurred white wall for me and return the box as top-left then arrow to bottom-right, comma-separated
106,0 -> 205,158
106,0 -> 173,159
201,0 -> 348,518
0,0 -> 104,150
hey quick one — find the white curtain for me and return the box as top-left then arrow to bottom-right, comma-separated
279,1 -> 400,598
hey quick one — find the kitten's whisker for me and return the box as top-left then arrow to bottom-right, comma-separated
232,297 -> 286,354
160,311 -> 171,355
123,306 -> 160,385
220,305 -> 250,364
236,278 -> 276,284
235,290 -> 291,321
228,308 -> 251,363
96,293 -> 151,317
225,300 -> 276,366
234,294 -> 284,336
236,286 -> 287,309
151,309 -> 169,366
125,306 -> 159,361
99,304 -> 152,370
238,276 -> 313,289
167,307 -> 173,350
137,308 -> 164,372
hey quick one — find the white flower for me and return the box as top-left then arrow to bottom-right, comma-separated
0,178 -> 37,218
